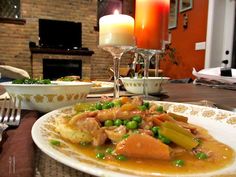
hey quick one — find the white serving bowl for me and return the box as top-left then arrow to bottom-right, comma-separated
120,77 -> 170,94
0,81 -> 92,112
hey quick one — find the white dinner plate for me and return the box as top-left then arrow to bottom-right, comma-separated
90,81 -> 113,93
31,101 -> 236,177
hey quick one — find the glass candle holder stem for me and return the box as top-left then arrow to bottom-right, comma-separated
100,46 -> 134,98
155,53 -> 161,77
137,49 -> 158,98
113,55 -> 121,99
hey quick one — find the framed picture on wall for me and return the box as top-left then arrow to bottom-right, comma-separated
168,0 -> 178,29
179,0 -> 193,13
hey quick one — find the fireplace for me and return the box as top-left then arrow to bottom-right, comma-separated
43,59 -> 82,80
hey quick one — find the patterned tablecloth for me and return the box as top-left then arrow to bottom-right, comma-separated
35,149 -> 95,177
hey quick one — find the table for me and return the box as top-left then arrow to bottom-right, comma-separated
1,83 -> 236,177
162,83 -> 236,107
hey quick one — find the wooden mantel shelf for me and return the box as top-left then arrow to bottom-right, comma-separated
30,47 -> 94,56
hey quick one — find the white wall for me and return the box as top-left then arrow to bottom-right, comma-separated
205,0 -> 235,68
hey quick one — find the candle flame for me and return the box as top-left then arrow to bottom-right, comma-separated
114,10 -> 119,15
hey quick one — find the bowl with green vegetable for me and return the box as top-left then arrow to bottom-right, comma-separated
0,78 -> 93,112
120,77 -> 170,94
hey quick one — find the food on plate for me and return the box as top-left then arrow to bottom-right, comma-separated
56,76 -> 103,88
56,75 -> 81,81
12,78 -> 51,84
47,97 -> 235,174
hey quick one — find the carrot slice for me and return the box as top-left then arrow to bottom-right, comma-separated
157,114 -> 174,122
168,112 -> 188,123
115,134 -> 171,160
153,116 -> 163,125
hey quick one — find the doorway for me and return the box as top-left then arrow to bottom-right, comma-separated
205,0 -> 235,68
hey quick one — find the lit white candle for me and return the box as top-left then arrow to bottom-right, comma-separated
99,10 -> 135,46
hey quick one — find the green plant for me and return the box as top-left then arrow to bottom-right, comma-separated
160,43 -> 178,65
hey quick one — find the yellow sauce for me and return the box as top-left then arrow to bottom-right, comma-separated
59,126 -> 235,175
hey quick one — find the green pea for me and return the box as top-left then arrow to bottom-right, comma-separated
173,159 -> 184,167
102,103 -> 111,109
96,152 -> 105,159
196,152 -> 208,160
107,102 -> 115,108
50,139 -> 60,146
104,120 -> 114,127
143,102 -> 150,109
114,119 -> 123,126
157,106 -> 164,113
122,134 -> 130,139
102,102 -> 114,109
132,115 -> 142,123
123,120 -> 129,125
151,126 -> 160,135
158,134 -> 171,144
105,147 -> 113,154
116,154 -> 127,161
126,120 -> 138,130
95,103 -> 103,110
138,105 -> 147,111
113,100 -> 122,107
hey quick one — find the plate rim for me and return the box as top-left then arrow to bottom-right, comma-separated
31,101 -> 236,177
0,81 -> 93,87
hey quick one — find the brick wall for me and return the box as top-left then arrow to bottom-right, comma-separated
0,0 -> 134,80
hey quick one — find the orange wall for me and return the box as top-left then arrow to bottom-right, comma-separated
160,0 -> 209,79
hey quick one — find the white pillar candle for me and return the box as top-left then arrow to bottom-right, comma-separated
99,10 -> 135,46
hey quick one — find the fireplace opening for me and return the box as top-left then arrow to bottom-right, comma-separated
43,59 -> 82,80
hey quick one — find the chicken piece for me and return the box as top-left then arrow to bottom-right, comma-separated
56,114 -> 107,146
115,134 -> 171,160
139,116 -> 154,129
55,117 -> 93,144
171,145 -> 187,156
101,96 -> 113,102
75,117 -> 107,146
96,108 -> 143,121
149,104 -> 158,112
138,129 -> 153,136
69,111 -> 98,125
131,96 -> 143,106
173,120 -> 197,133
104,126 -> 127,143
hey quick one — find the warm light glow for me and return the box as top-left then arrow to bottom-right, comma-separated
134,0 -> 170,49
114,10 -> 119,15
99,12 -> 135,46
